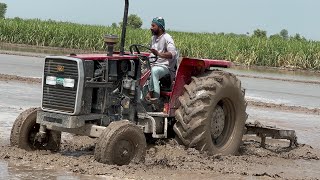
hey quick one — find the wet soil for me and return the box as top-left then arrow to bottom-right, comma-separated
248,101 -> 320,115
0,74 -> 41,84
0,135 -> 319,179
235,74 -> 320,85
0,42 -> 105,57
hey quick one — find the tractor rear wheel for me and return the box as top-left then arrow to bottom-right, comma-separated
173,70 -> 247,155
10,107 -> 61,151
94,120 -> 146,165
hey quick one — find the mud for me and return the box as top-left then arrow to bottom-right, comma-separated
0,42 -> 105,58
0,135 -> 319,179
236,74 -> 320,85
248,101 -> 320,115
0,74 -> 41,84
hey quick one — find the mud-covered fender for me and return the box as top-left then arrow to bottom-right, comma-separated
168,58 -> 232,116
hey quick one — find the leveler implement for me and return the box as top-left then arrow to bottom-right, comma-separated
10,0 -> 297,165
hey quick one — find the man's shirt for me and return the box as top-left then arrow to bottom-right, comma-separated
150,33 -> 177,74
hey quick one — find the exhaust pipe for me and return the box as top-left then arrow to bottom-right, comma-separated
120,0 -> 129,56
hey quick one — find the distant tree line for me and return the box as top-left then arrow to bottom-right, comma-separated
0,2 -> 7,19
253,28 -> 305,41
112,14 -> 143,29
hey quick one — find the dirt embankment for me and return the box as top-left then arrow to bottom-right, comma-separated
0,74 -> 41,84
247,101 -> 320,115
236,74 -> 320,85
0,43 -> 104,58
0,135 -> 319,179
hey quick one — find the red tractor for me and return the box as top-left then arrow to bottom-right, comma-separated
10,0 -> 247,165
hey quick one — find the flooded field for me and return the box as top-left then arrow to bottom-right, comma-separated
0,161 -> 107,180
0,52 -> 320,179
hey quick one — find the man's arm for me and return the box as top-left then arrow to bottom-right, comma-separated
150,49 -> 173,59
151,34 -> 177,59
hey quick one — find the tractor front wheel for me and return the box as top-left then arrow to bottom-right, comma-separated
10,107 -> 61,151
174,70 -> 247,155
94,120 -> 146,165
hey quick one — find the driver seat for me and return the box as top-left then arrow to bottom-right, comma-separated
160,74 -> 173,92
159,50 -> 179,93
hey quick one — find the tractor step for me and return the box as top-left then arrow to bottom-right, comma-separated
147,112 -> 169,117
137,112 -> 168,138
245,121 -> 298,148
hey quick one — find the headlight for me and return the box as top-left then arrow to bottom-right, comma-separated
63,78 -> 75,88
46,76 -> 56,85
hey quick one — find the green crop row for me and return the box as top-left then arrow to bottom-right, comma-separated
1,18 -> 320,70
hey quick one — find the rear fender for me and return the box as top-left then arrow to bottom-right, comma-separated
168,58 -> 206,116
168,57 -> 232,116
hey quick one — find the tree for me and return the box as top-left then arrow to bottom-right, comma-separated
292,33 -> 302,40
253,29 -> 267,38
111,22 -> 117,28
119,14 -> 143,29
280,29 -> 289,40
0,3 -> 7,19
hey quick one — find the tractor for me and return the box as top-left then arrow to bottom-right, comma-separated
10,0 -> 248,165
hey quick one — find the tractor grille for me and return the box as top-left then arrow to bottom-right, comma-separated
42,58 -> 79,114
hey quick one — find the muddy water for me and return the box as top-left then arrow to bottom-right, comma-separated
0,81 -> 41,145
0,161 -> 111,179
224,66 -> 320,82
247,107 -> 320,148
0,54 -> 44,78
1,54 -> 320,110
242,77 -> 320,109
0,80 -> 320,179
218,67 -> 320,109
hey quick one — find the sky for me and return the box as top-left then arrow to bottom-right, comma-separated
2,0 -> 320,40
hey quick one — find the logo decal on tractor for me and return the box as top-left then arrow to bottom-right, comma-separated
57,65 -> 64,72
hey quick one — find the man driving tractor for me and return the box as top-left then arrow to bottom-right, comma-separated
145,17 -> 177,102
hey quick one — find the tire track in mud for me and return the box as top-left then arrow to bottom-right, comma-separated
1,73 -> 319,115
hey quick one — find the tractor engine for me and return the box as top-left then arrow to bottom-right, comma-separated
42,55 -> 140,126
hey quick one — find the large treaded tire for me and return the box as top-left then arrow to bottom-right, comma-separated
94,120 -> 147,165
173,70 -> 247,155
10,107 -> 61,151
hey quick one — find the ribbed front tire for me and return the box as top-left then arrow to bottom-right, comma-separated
94,120 -> 147,165
10,107 -> 61,151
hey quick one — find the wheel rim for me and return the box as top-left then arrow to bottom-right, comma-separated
28,123 -> 39,147
210,105 -> 225,139
114,139 -> 135,164
211,98 -> 236,148
27,121 -> 49,149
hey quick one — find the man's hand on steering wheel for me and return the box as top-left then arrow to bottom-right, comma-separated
150,48 -> 159,57
129,44 -> 158,62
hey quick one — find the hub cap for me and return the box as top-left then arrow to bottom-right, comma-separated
114,139 -> 134,163
211,105 -> 225,140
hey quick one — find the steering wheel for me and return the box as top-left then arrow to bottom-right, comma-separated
129,44 -> 158,63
